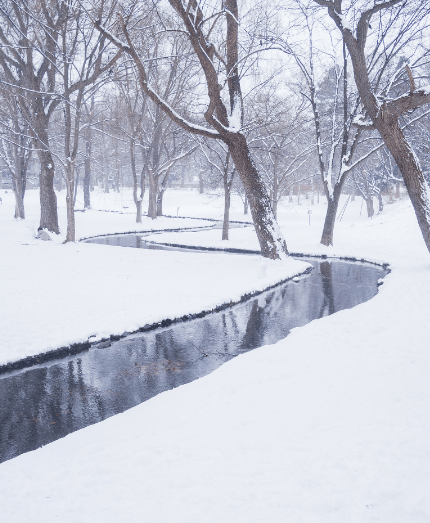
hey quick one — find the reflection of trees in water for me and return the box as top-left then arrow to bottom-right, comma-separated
239,301 -> 265,351
0,359 -> 116,462
1,260 -> 386,463
319,261 -> 335,318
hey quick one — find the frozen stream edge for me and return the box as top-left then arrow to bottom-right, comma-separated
0,224 -> 389,375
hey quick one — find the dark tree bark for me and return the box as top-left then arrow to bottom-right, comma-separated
96,0 -> 288,259
221,154 -> 234,241
38,147 -> 59,234
320,184 -> 344,246
156,189 -> 165,216
228,134 -> 287,256
314,0 -> 430,253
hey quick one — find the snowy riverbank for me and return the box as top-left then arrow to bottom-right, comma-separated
1,187 -> 430,522
0,189 -> 307,366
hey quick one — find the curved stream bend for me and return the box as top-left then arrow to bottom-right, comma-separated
0,233 -> 388,464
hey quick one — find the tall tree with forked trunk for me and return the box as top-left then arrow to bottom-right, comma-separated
312,0 -> 430,254
96,0 -> 288,259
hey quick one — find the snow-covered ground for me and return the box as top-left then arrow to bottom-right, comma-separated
1,186 -> 430,522
0,188 -> 307,366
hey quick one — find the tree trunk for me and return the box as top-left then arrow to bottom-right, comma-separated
362,175 -> 374,218
228,134 -> 288,259
199,172 -> 204,194
104,171 -> 109,193
366,196 -> 374,218
130,139 -> 141,223
13,182 -> 25,219
148,169 -> 158,219
336,14 -> 430,254
243,194 -> 248,215
320,197 -> 339,246
272,197 -> 278,220
14,192 -> 25,219
65,162 -> 75,242
102,131 -> 109,194
135,200 -> 142,223
377,191 -> 383,213
84,137 -> 91,209
222,182 -> 231,241
395,182 -> 400,199
320,182 -> 346,246
13,155 -> 26,219
38,149 -> 59,233
74,165 -> 80,207
156,189 -> 165,216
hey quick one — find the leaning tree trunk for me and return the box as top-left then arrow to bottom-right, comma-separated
320,175 -> 348,246
228,134 -> 288,259
320,196 -> 339,247
379,121 -> 430,250
38,148 -> 59,234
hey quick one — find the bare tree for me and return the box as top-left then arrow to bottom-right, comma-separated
312,0 -> 430,253
248,91 -> 314,219
96,0 -> 288,259
0,89 -> 32,218
0,0 -> 121,236
200,141 -> 236,240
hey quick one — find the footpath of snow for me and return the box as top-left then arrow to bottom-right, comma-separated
0,189 -> 308,366
1,189 -> 430,522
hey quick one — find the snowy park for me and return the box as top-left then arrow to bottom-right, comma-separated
1,0 -> 430,521
1,186 -> 430,522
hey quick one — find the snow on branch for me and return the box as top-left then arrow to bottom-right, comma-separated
95,19 -> 222,140
352,114 -> 376,130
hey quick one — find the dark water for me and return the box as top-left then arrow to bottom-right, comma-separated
0,247 -> 387,463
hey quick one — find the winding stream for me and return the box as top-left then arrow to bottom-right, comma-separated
0,233 -> 388,463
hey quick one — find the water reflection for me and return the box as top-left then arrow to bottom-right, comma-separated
0,258 -> 386,463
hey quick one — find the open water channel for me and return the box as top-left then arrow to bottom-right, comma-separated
0,232 -> 388,463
